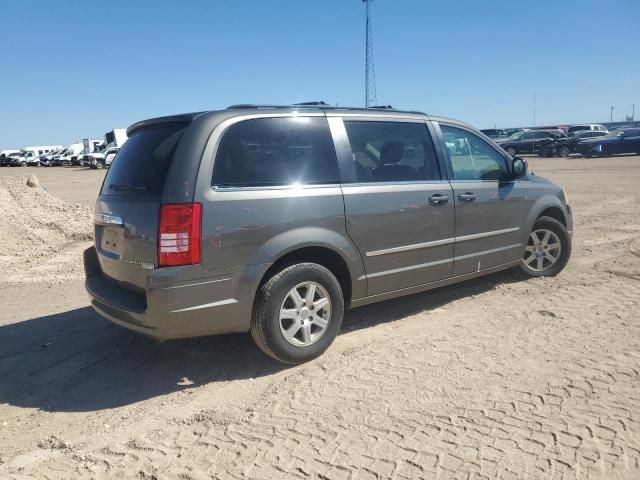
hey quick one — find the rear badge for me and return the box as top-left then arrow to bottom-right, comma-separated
125,260 -> 155,270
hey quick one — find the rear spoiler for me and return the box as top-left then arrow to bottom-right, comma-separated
126,112 -> 207,137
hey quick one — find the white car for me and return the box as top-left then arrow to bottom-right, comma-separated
567,124 -> 608,134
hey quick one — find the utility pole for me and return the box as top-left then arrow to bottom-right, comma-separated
363,0 -> 377,107
610,106 -> 614,125
633,104 -> 635,123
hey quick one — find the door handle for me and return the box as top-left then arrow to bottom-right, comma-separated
428,193 -> 449,206
458,192 -> 477,202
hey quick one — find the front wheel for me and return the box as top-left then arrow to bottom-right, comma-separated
251,263 -> 344,364
558,146 -> 570,157
520,216 -> 571,277
20,161 -> 27,167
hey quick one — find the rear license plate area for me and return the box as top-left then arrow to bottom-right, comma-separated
100,227 -> 124,257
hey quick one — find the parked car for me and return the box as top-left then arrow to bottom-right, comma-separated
59,143 -> 84,166
88,146 -> 120,169
495,129 -> 567,156
567,124 -> 608,134
539,130 -> 608,157
480,128 -> 508,139
40,148 -> 66,166
0,149 -> 20,166
580,128 -> 640,158
84,105 -> 573,364
10,145 -> 62,166
505,128 -> 528,136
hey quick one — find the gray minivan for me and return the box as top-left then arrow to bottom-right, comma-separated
85,104 -> 573,364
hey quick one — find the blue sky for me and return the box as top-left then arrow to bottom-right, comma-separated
1,0 -> 638,150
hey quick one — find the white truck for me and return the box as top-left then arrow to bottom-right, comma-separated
11,145 -> 63,166
59,143 -> 84,166
88,128 -> 128,169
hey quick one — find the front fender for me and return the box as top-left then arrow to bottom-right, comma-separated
522,194 -> 570,246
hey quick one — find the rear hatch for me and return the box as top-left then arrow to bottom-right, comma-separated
95,122 -> 188,291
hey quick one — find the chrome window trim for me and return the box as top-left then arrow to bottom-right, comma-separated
212,183 -> 339,192
365,227 -> 520,257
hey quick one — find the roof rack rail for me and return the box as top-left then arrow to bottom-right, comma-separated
293,101 -> 329,106
368,105 -> 394,109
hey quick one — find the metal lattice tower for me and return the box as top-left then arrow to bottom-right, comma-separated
363,0 -> 377,107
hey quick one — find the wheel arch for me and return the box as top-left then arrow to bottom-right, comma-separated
249,227 -> 367,308
522,196 -> 568,245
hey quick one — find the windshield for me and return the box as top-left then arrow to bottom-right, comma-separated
508,131 -> 525,140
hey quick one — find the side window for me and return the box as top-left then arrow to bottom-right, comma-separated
212,117 -> 338,187
440,125 -> 509,181
342,121 -> 441,183
521,132 -> 534,140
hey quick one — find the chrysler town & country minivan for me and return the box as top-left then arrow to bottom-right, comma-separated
85,104 -> 573,363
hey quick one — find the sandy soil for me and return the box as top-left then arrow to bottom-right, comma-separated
0,157 -> 639,479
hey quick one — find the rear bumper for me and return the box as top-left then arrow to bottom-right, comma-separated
84,247 -> 267,340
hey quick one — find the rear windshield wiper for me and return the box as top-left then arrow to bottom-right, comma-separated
109,184 -> 149,192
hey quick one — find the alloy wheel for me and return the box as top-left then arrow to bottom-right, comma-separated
523,229 -> 562,272
279,281 -> 331,347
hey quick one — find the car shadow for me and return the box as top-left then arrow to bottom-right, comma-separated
0,270 -> 523,413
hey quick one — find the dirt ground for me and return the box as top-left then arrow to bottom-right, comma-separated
1,157 -> 639,479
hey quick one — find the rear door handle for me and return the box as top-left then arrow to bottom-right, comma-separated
458,192 -> 477,202
428,193 -> 449,206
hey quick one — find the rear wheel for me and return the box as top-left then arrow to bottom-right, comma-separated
558,146 -> 570,157
506,146 -> 516,157
20,161 -> 26,167
519,216 -> 571,277
251,263 -> 344,364
95,161 -> 104,169
601,145 -> 611,157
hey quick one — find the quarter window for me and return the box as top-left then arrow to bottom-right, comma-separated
342,121 -> 441,183
440,125 -> 509,181
213,117 -> 338,187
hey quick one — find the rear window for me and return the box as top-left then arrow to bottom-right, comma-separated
101,123 -> 186,195
212,117 -> 338,187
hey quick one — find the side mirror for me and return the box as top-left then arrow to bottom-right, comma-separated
512,157 -> 528,178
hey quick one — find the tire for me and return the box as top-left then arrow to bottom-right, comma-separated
601,146 -> 610,157
95,161 -> 104,169
558,146 -> 570,157
20,161 -> 27,167
251,263 -> 344,364
519,216 -> 571,278
506,146 -> 516,157
62,160 -> 69,167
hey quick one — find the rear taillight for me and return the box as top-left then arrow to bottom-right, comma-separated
158,203 -> 202,267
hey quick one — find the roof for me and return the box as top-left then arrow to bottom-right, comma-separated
126,103 -> 475,134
